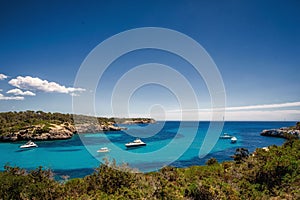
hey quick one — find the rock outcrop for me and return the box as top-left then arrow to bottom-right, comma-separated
0,111 -> 154,142
74,123 -> 126,133
260,122 -> 300,139
0,123 -> 76,142
0,122 -> 126,141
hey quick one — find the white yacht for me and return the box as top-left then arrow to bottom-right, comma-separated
125,138 -> 146,148
20,140 -> 38,149
97,147 -> 110,153
219,133 -> 233,139
231,136 -> 237,143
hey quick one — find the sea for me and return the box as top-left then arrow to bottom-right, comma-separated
0,121 -> 295,180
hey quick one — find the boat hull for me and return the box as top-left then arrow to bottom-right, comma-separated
20,145 -> 38,149
125,143 -> 146,148
219,133 -> 233,139
97,150 -> 109,153
219,136 -> 232,139
231,137 -> 237,143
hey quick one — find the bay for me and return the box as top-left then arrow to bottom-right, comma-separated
0,121 -> 295,179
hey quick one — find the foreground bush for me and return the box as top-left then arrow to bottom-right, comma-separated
0,166 -> 62,200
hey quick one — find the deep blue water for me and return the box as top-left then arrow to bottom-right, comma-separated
0,121 -> 295,180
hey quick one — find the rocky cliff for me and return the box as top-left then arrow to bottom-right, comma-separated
75,122 -> 126,133
0,111 -> 154,141
0,122 -> 126,141
0,123 -> 76,141
260,122 -> 300,139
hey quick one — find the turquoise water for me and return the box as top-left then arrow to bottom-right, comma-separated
0,121 -> 294,179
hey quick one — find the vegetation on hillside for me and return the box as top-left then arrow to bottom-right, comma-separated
0,138 -> 299,199
0,111 -> 71,135
0,111 -> 154,136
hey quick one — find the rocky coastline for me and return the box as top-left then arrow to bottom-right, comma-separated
74,122 -> 126,133
0,123 -> 76,142
1,122 -> 134,142
119,118 -> 156,125
0,111 -> 155,142
260,122 -> 300,139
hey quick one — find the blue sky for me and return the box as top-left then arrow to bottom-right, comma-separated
0,0 -> 299,120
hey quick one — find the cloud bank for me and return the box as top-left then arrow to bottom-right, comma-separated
225,102 -> 300,111
0,93 -> 24,100
7,88 -> 36,96
165,101 -> 300,121
170,101 -> 300,112
8,76 -> 85,95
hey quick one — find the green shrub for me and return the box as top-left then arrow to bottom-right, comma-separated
206,157 -> 218,166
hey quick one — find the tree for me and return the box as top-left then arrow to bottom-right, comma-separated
206,158 -> 218,166
233,148 -> 249,163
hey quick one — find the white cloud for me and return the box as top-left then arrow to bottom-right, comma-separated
224,110 -> 300,121
163,109 -> 300,121
7,88 -> 36,96
169,101 -> 300,112
8,76 -> 85,95
166,101 -> 300,121
225,102 -> 300,111
0,93 -> 24,100
0,73 -> 8,80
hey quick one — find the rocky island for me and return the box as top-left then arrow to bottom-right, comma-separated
261,121 -> 300,139
0,111 -> 155,141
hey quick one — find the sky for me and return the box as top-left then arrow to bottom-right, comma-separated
0,0 -> 299,121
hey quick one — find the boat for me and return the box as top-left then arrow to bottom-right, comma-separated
231,136 -> 237,143
125,138 -> 146,148
219,133 -> 233,139
97,147 -> 110,153
20,140 -> 38,149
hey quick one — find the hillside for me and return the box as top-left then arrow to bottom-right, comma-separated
0,111 -> 155,141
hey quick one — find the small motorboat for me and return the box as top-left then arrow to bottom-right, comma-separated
125,138 -> 146,148
97,147 -> 110,153
219,133 -> 233,139
231,137 -> 237,143
20,140 -> 38,149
